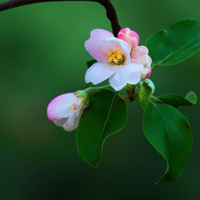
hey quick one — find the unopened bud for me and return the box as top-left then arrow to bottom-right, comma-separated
117,28 -> 139,50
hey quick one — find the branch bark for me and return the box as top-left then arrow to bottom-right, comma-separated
0,0 -> 121,36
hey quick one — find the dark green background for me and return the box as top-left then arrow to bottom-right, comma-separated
0,0 -> 200,199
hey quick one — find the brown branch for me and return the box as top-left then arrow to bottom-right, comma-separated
0,0 -> 121,36
97,0 -> 121,36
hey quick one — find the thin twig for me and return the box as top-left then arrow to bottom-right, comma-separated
97,0 -> 121,36
0,0 -> 121,36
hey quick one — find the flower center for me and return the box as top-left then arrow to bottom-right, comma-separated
71,104 -> 78,111
108,50 -> 125,65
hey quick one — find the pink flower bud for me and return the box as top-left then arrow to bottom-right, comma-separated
141,67 -> 151,80
117,28 -> 139,50
47,92 -> 88,131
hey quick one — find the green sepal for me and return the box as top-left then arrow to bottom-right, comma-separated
139,79 -> 155,110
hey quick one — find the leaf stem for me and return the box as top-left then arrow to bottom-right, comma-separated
122,95 -> 131,100
84,85 -> 111,95
150,95 -> 163,103
151,64 -> 159,70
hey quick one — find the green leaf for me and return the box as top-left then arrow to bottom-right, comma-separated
158,91 -> 197,107
77,90 -> 128,167
185,91 -> 197,104
146,19 -> 200,67
139,79 -> 155,110
143,102 -> 193,184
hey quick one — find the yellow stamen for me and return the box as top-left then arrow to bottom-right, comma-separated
71,104 -> 78,110
107,50 -> 124,65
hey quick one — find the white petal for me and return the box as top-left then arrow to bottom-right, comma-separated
85,62 -> 119,85
102,37 -> 131,63
63,115 -> 77,131
54,117 -> 68,127
63,107 -> 83,131
109,63 -> 143,91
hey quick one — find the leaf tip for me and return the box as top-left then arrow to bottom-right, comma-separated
186,91 -> 197,105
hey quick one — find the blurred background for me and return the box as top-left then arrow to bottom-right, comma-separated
0,0 -> 200,199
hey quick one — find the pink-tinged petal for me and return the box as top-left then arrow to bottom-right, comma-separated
130,37 -> 139,49
131,46 -> 147,61
146,69 -> 151,78
117,28 -> 139,49
85,29 -> 114,61
137,46 -> 149,54
141,67 -> 151,80
145,55 -> 152,68
47,93 -> 75,121
101,37 -> 131,63
85,61 -> 119,85
109,63 -> 143,91
131,48 -> 143,61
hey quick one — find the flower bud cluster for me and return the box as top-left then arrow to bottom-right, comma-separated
47,28 -> 152,131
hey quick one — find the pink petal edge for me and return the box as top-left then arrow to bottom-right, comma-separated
47,93 -> 74,121
84,29 -> 114,61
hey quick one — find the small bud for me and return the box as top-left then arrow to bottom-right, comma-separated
47,91 -> 88,131
117,28 -> 139,50
141,66 -> 151,81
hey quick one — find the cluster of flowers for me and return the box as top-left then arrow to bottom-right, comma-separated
47,28 -> 152,131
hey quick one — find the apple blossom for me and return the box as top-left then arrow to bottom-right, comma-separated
47,91 -> 88,132
84,28 -> 152,91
